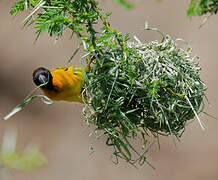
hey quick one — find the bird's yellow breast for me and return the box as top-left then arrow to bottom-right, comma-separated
41,66 -> 85,102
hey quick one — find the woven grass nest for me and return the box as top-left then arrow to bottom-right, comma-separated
82,34 -> 207,165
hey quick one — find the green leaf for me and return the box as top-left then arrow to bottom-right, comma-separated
112,0 -> 134,9
68,43 -> 82,63
4,95 -> 53,120
113,138 -> 130,161
105,12 -> 112,17
187,0 -> 218,17
118,139 -> 131,159
0,145 -> 47,170
10,0 -> 25,15
148,79 -> 162,98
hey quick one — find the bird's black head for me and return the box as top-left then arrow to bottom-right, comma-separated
33,67 -> 54,90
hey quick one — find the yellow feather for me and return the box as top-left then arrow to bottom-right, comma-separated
41,65 -> 88,103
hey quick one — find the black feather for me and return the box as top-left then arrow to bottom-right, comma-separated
33,67 -> 54,90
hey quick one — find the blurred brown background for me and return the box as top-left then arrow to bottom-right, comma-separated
1,0 -> 218,179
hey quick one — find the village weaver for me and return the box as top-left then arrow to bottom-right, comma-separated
32,58 -> 94,103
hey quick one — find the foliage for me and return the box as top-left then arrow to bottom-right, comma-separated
0,128 -> 47,170
187,0 -> 218,17
4,95 -> 53,120
0,148 -> 47,170
112,0 -> 133,9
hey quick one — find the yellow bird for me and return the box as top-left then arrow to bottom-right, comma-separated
32,59 -> 93,103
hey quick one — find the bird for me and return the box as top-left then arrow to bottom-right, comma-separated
32,58 -> 94,103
